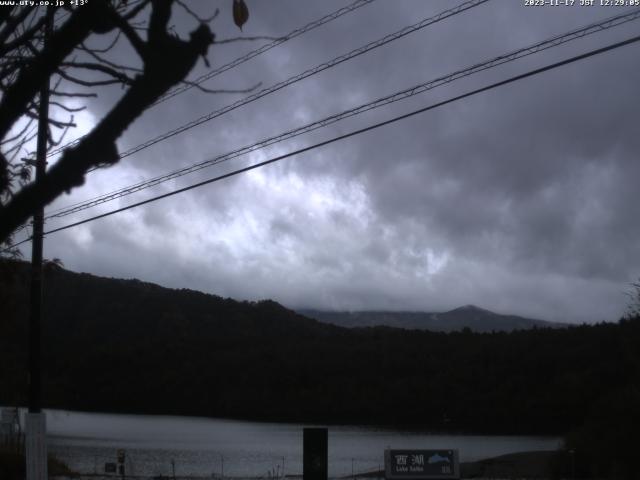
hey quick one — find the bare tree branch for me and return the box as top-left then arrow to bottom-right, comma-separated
4,128 -> 36,159
23,109 -> 76,130
51,90 -> 98,98
0,7 -> 33,47
0,13 -> 48,57
176,0 -> 219,24
0,1 -> 216,242
60,61 -> 135,85
80,30 -> 122,54
56,68 -> 125,87
122,0 -> 153,21
0,2 -> 114,141
78,42 -> 143,73
49,101 -> 86,113
0,118 -> 36,146
49,118 -> 75,148
108,10 -> 147,59
0,6 -> 16,30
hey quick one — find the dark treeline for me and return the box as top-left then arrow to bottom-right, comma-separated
1,259 -> 639,474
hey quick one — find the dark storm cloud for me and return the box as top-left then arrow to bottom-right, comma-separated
354,39 -> 640,280
36,0 -> 640,323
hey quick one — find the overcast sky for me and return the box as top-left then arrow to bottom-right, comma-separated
15,0 -> 640,323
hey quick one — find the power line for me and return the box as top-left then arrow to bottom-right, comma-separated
115,0 -> 489,160
46,0 -> 377,157
154,0 -> 377,106
47,0 -> 489,170
43,8 -> 640,220
42,0 -> 489,217
6,32 -> 639,253
43,0 -> 491,218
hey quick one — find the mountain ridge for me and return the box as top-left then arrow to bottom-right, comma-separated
297,305 -> 567,333
2,258 -> 637,437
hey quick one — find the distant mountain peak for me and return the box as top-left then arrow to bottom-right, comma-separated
446,304 -> 494,316
299,305 -> 567,333
454,304 -> 486,312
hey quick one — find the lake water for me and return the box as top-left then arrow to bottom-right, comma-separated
25,409 -> 559,477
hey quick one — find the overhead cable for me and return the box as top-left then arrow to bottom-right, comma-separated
115,0 -> 490,160
45,0 -> 376,157
43,0 -> 491,217
154,0 -> 377,106
47,0 -> 490,165
4,31 -> 638,254
44,7 -> 640,220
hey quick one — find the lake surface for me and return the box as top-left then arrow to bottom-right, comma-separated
27,409 -> 559,477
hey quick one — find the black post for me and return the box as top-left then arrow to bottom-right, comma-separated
26,11 -> 52,480
28,6 -> 51,416
570,449 -> 575,480
303,428 -> 328,480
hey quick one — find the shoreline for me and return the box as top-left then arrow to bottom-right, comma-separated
347,451 -> 559,479
40,451 -> 559,480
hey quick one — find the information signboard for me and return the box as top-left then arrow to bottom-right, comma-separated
385,449 -> 459,480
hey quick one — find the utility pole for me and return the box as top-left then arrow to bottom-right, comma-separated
26,8 -> 52,480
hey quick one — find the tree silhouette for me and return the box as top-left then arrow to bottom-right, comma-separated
626,279 -> 640,318
0,0 -> 250,246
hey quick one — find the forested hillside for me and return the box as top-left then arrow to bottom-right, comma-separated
1,259 -> 639,440
298,306 -> 566,332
